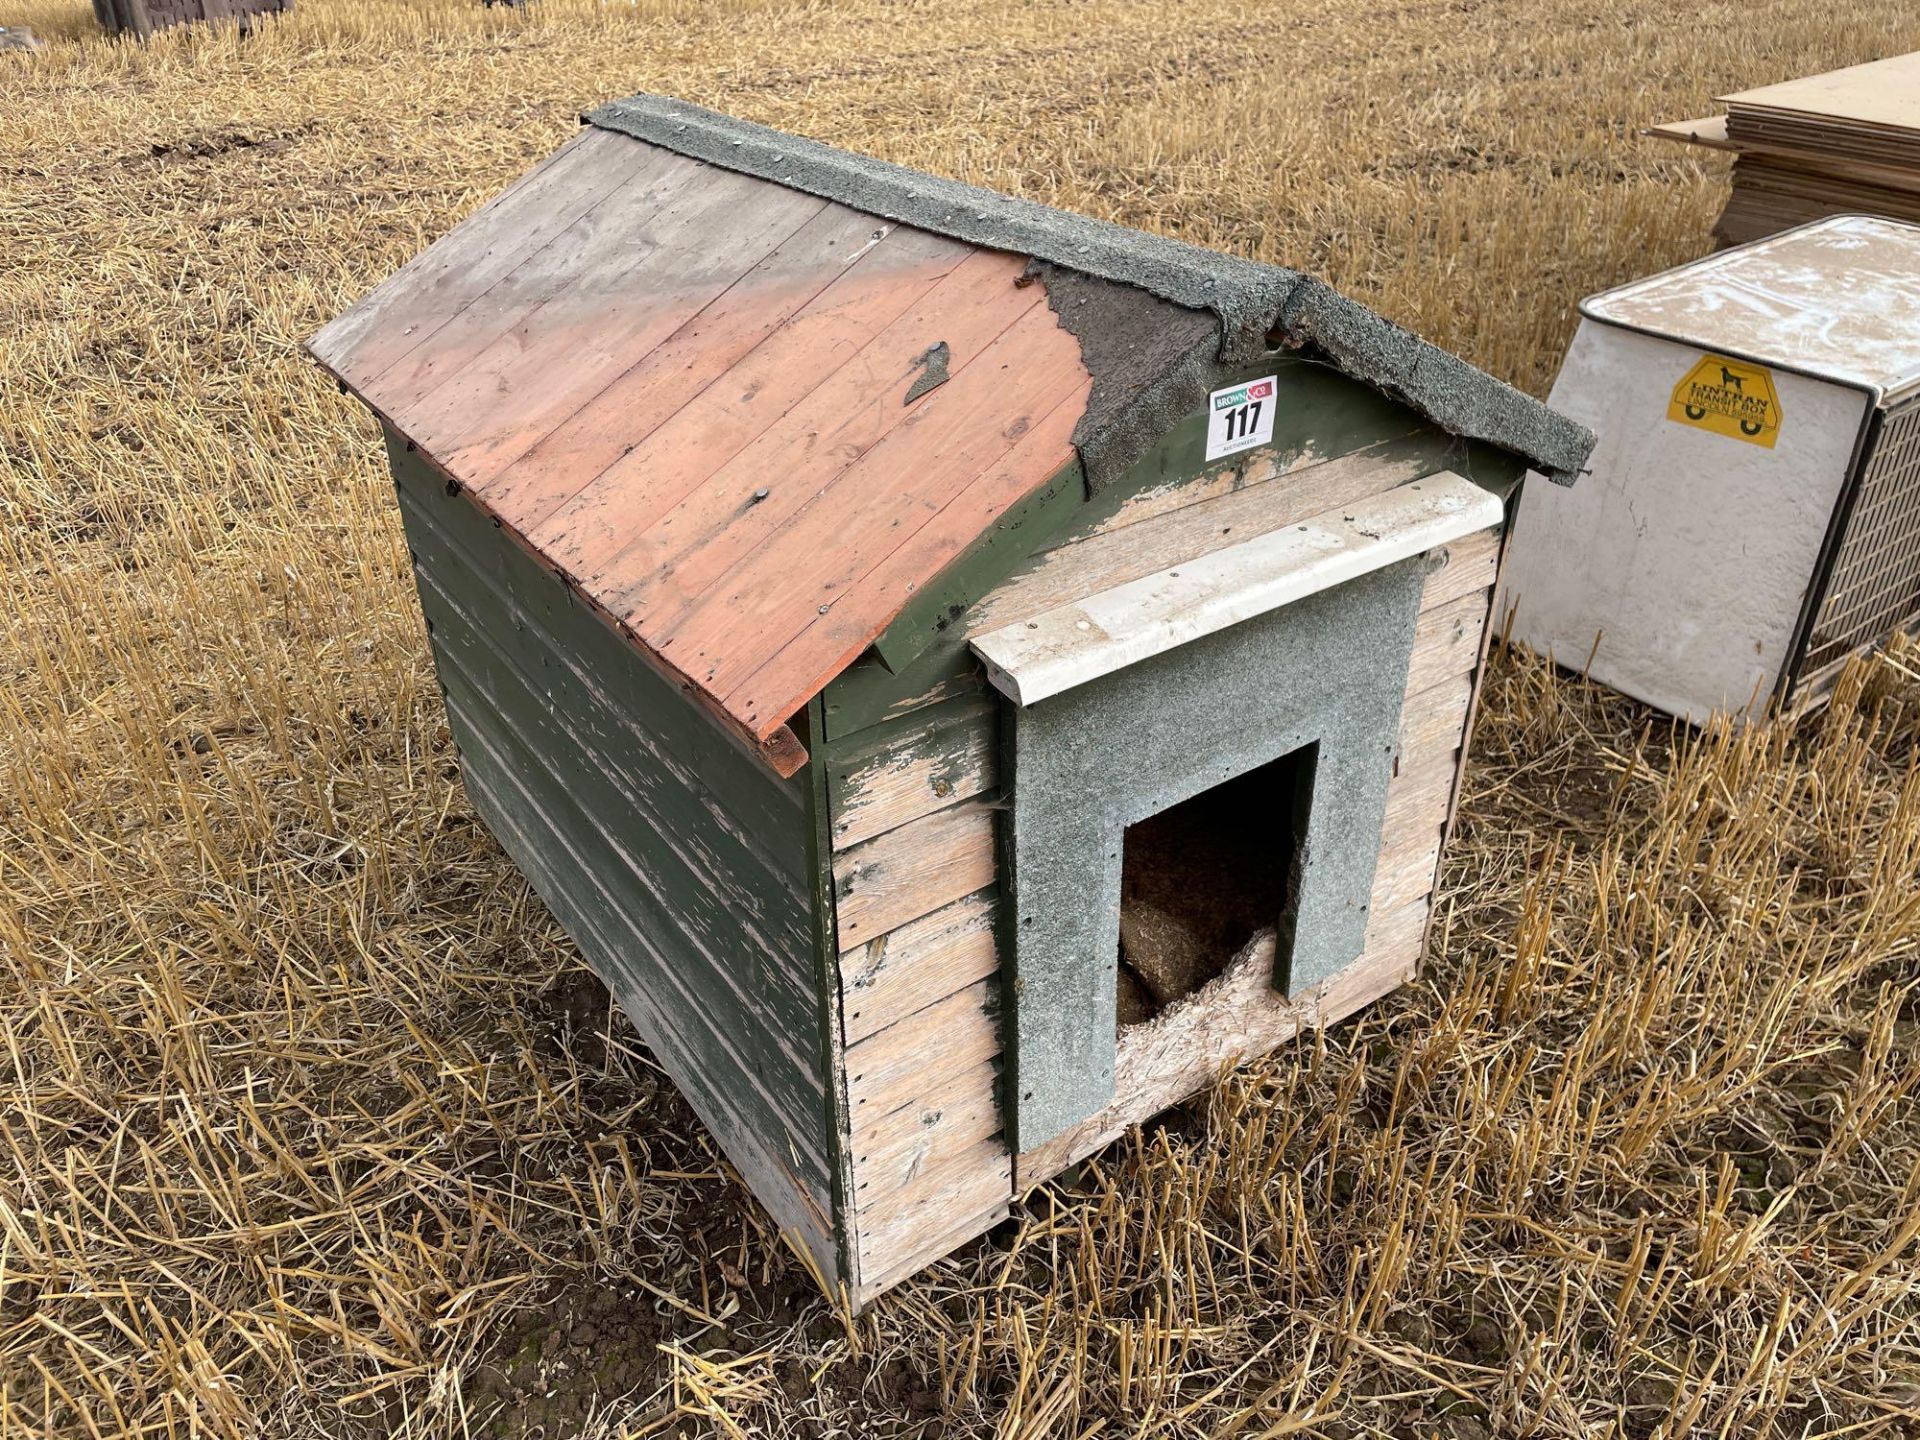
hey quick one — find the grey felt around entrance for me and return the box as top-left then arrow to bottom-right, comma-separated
999,559 -> 1425,1151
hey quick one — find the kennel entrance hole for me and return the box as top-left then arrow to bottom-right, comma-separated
1116,743 -> 1317,1028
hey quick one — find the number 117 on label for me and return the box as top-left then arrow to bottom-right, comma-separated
1205,375 -> 1277,461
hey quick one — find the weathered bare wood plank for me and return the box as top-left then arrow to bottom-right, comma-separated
1407,588 -> 1496,697
509,222 -> 974,567
853,1123 -> 1008,1214
854,1136 -> 1011,1281
971,482 -> 1500,706
965,447 -> 1463,639
849,1057 -> 1002,1190
375,150 -> 711,410
310,129 -> 650,386
840,888 -> 999,1045
1040,422 -> 1430,553
844,979 -> 998,1127
1402,672 -> 1475,762
483,207 -> 944,526
416,172 -> 826,484
831,800 -> 996,947
1421,527 -> 1501,611
828,696 -> 998,852
854,1189 -> 1011,1305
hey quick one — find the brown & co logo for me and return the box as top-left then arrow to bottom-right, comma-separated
1667,353 -> 1782,449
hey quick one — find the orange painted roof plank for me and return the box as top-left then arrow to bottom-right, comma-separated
676,304 -> 1092,720
523,224 -> 977,585
366,152 -> 708,420
723,379 -> 1091,737
482,205 -> 940,528
421,175 -> 826,485
311,127 -> 1093,765
610,250 -> 1044,640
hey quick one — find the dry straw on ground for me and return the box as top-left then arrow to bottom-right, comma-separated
3,0 -> 1920,1434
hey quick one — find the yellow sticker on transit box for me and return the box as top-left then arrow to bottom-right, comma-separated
1667,353 -> 1782,449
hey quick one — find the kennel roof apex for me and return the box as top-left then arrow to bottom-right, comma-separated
1584,215 -> 1920,402
309,93 -> 1590,777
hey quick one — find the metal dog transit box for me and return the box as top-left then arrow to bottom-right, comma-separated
309,94 -> 1592,1306
1502,215 -> 1920,721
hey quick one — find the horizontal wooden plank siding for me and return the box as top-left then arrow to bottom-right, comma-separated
827,695 -> 998,851
845,980 -> 998,1125
841,890 -> 1000,1045
388,435 -> 841,1283
854,1136 -> 1012,1286
850,1060 -> 1003,1189
1407,588 -> 1496,695
832,800 -> 997,946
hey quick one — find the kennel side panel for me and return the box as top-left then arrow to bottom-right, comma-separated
386,434 -> 845,1285
1792,395 -> 1920,696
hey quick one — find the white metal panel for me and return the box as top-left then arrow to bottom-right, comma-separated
1585,216 -> 1920,401
1500,321 -> 1869,723
972,471 -> 1502,705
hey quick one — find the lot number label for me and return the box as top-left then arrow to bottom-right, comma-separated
1205,375 -> 1277,461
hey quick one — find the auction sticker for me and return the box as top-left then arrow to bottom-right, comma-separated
1205,375 -> 1277,461
1668,353 -> 1782,449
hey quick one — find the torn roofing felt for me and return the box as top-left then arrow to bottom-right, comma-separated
586,93 -> 1595,486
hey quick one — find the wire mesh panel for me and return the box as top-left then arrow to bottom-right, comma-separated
1800,397 -> 1920,683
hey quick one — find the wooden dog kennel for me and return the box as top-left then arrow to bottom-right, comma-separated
309,94 -> 1592,1305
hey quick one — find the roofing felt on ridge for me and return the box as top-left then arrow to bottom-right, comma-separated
311,98 -> 1592,774
589,94 -> 1594,487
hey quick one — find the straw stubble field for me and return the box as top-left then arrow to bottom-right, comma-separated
4,0 -> 1920,1435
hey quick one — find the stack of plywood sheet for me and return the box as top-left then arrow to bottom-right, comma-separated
1651,53 -> 1920,247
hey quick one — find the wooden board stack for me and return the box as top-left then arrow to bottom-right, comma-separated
1650,53 -> 1920,248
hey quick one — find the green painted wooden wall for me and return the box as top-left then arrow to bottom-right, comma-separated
385,432 -> 846,1281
